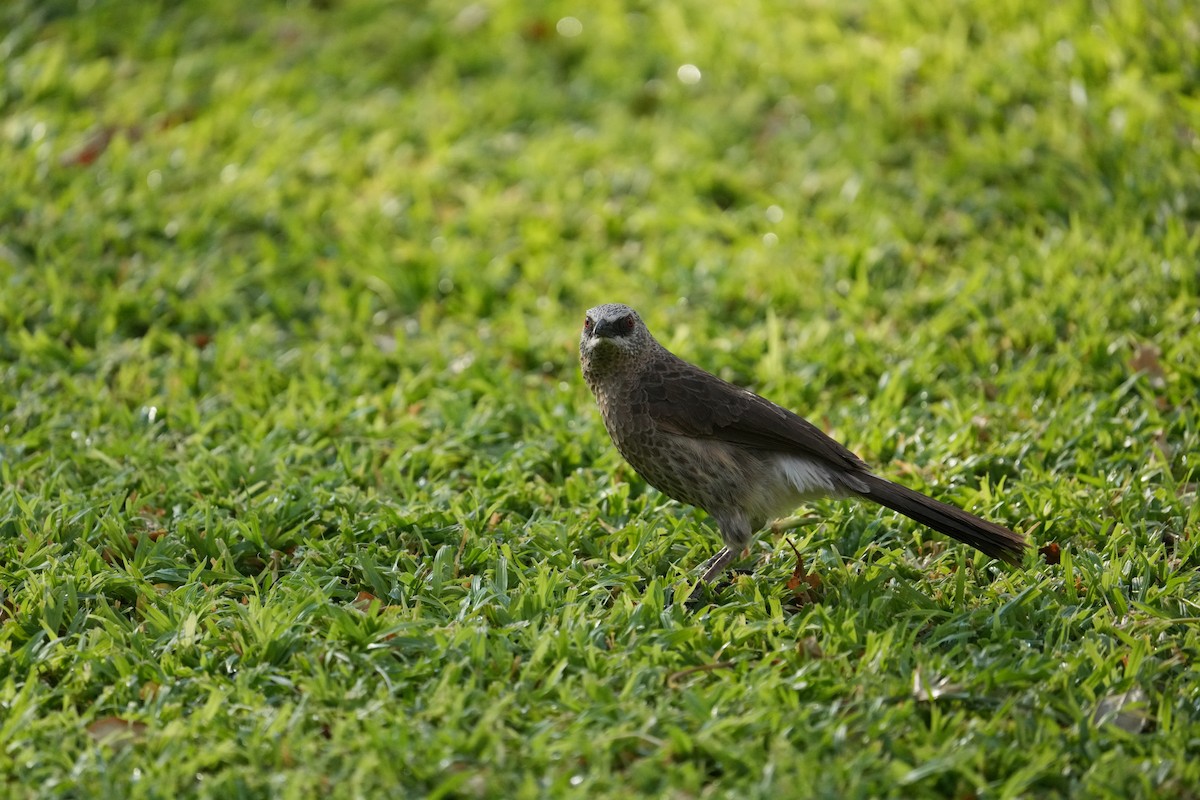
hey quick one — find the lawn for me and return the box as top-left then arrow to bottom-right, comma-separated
2,0 -> 1199,797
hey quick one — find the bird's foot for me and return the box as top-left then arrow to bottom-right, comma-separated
682,582 -> 711,612
697,546 -> 737,583
678,549 -> 752,612
681,567 -> 757,611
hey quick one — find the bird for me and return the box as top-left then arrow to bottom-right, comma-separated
578,302 -> 1027,583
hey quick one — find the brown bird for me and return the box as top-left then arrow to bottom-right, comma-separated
579,302 -> 1027,583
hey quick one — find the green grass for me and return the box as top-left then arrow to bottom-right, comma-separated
2,0 -> 1199,796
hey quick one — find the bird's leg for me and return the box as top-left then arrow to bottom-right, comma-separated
696,513 -> 754,583
697,547 -> 736,583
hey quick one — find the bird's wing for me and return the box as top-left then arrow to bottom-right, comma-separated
640,353 -> 870,472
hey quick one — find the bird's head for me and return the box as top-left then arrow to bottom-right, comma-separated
579,302 -> 654,377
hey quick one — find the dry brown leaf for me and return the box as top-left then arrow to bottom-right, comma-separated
1130,343 -> 1166,387
796,636 -> 824,659
784,539 -> 820,593
60,127 -> 117,167
86,717 -> 147,747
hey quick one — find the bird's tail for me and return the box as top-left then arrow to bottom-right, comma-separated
853,473 -> 1027,564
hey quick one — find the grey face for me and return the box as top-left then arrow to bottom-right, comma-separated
579,303 -> 654,377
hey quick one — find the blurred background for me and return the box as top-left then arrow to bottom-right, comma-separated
6,0 -> 1197,347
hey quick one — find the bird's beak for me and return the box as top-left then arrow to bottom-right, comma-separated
592,319 -> 620,339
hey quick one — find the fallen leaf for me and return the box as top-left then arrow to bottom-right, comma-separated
86,716 -> 147,747
60,126 -> 117,166
126,529 -> 167,548
796,636 -> 823,659
1130,343 -> 1166,388
1039,542 -> 1061,565
784,538 -> 820,594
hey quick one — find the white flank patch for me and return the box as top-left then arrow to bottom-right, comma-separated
742,454 -> 844,523
777,456 -> 839,496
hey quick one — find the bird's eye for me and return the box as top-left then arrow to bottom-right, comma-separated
583,317 -> 593,330
620,315 -> 635,332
